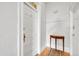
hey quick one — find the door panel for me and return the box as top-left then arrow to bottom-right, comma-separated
23,3 -> 33,56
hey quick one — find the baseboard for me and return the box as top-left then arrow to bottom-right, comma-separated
36,45 -> 46,55
32,49 -> 38,56
32,46 -> 46,56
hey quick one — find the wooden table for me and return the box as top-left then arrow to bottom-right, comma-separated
48,35 -> 64,55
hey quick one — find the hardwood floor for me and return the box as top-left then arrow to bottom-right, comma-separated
37,47 -> 70,56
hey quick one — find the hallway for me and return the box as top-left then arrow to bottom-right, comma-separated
22,2 -> 79,56
0,2 -> 79,56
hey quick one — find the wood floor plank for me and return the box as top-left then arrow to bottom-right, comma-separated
36,47 -> 70,56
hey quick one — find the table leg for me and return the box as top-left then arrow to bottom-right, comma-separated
63,38 -> 64,52
55,39 -> 57,50
61,38 -> 64,56
48,37 -> 51,56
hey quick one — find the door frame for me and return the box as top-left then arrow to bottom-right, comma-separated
70,10 -> 73,56
20,2 -> 38,56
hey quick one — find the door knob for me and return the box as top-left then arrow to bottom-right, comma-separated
23,33 -> 26,42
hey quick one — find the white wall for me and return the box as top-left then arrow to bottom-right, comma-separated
32,4 -> 39,55
46,2 -> 70,52
0,3 -> 17,56
40,3 -> 46,52
72,3 -> 79,56
32,3 -> 46,54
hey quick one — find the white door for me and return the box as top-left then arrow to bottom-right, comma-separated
23,3 -> 34,56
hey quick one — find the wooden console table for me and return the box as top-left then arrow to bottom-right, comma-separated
48,35 -> 64,55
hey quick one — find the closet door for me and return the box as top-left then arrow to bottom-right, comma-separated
23,3 -> 34,56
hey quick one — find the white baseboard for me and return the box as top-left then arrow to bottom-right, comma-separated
32,46 -> 46,56
36,45 -> 47,55
32,49 -> 38,56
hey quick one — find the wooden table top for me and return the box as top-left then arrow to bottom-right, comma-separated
50,35 -> 64,39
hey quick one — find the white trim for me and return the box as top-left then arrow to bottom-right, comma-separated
17,2 -> 20,56
37,45 -> 46,55
37,2 -> 41,54
32,49 -> 38,56
70,11 -> 73,56
32,46 -> 46,56
20,2 -> 23,56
